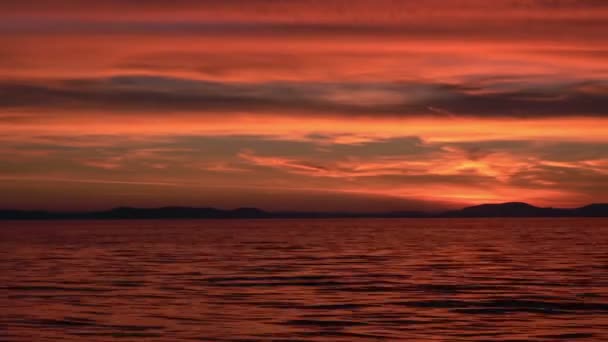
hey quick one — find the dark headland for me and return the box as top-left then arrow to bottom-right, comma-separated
1,202 -> 607,220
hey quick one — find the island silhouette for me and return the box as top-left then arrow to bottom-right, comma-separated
1,202 -> 607,220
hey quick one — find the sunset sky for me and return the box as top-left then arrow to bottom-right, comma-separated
1,0 -> 607,211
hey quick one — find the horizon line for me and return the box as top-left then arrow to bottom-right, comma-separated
1,202 -> 607,220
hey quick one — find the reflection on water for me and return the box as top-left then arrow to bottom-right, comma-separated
1,218 -> 608,341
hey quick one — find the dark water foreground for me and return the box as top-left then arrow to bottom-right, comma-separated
1,218 -> 607,341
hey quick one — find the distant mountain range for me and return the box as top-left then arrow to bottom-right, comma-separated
443,202 -> 608,218
1,202 -> 607,220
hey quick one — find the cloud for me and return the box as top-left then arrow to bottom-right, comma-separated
2,17 -> 605,43
1,132 -> 607,209
237,138 -> 608,184
1,76 -> 607,117
3,1 -> 608,22
0,0 -> 606,210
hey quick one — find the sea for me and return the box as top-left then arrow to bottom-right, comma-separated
1,218 -> 607,341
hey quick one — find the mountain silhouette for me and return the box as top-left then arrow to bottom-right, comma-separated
572,204 -> 608,217
446,202 -> 558,217
92,206 -> 270,219
0,202 -> 606,220
446,202 -> 608,217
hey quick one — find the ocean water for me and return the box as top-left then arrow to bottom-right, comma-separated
1,218 -> 608,341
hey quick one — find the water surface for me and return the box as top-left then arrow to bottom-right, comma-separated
1,218 -> 608,341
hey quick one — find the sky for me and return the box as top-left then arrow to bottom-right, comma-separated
0,0 -> 607,211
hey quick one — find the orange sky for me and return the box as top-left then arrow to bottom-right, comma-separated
0,0 -> 607,211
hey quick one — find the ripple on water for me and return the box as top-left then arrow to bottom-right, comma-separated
1,218 -> 607,341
